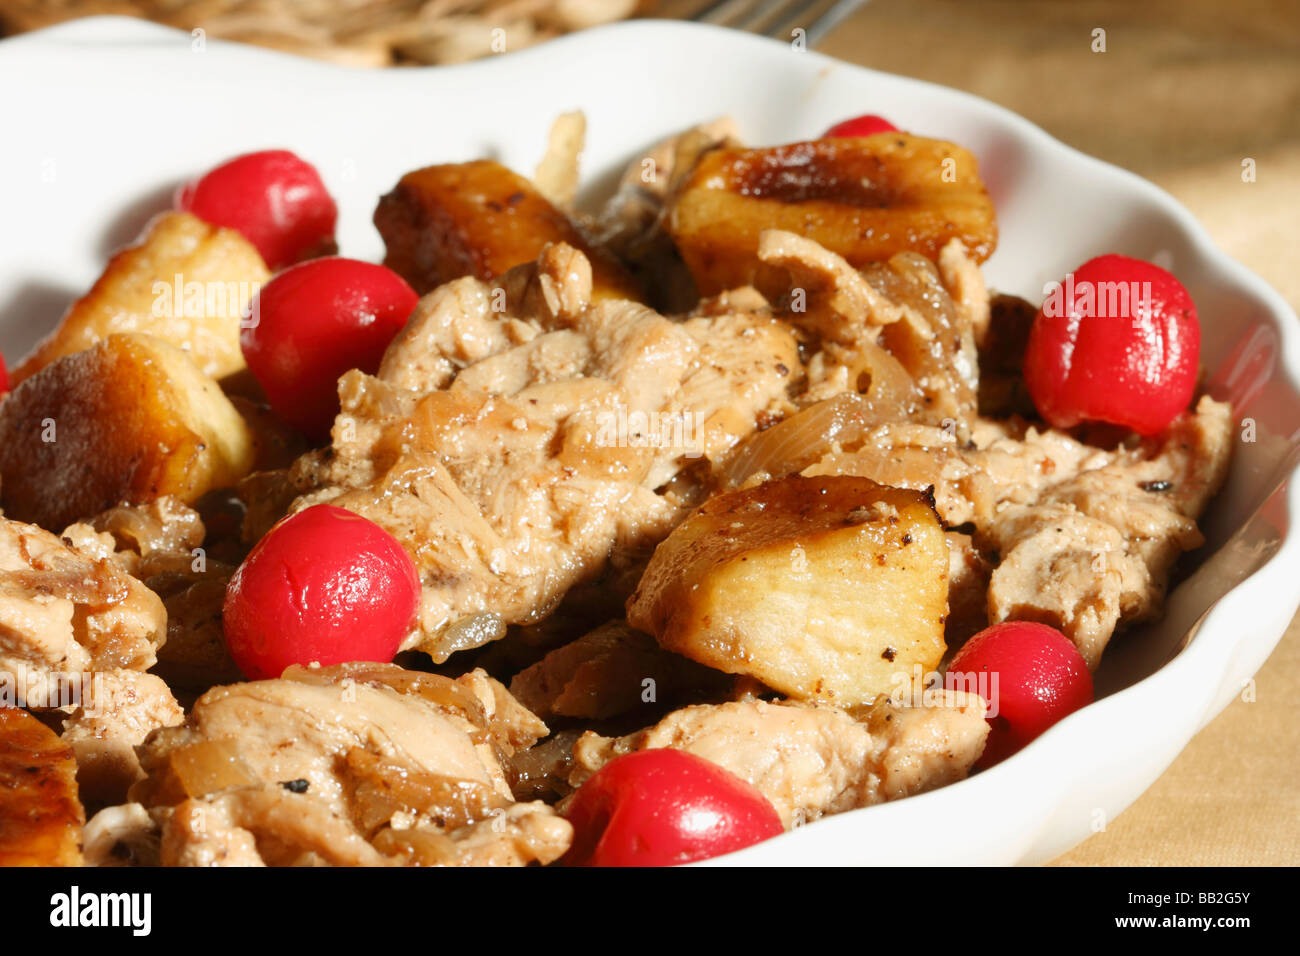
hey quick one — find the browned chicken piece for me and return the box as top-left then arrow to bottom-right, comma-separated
0,333 -> 256,530
60,496 -> 206,579
984,396 -> 1233,668
1,511 -> 186,805
937,237 -> 992,345
661,310 -> 801,486
569,692 -> 988,828
60,669 -> 185,806
124,663 -> 570,867
63,497 -> 243,693
757,230 -> 980,426
667,134 -> 997,298
374,159 -> 641,301
804,418 -> 1109,527
0,706 -> 85,866
0,515 -> 166,679
755,229 -> 905,347
627,475 -> 949,705
509,620 -> 727,721
856,693 -> 990,802
291,243 -> 799,661
12,211 -> 267,385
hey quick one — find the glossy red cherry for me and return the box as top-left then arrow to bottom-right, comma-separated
945,621 -> 1094,768
223,504 -> 421,681
240,257 -> 418,440
822,114 -> 900,137
562,749 -> 784,867
175,149 -> 337,270
1023,254 -> 1200,435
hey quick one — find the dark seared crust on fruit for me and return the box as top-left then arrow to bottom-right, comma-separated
0,334 -> 254,530
0,707 -> 85,866
374,159 -> 641,301
667,134 -> 997,297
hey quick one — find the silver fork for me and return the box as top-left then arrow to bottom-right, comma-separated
662,0 -> 869,46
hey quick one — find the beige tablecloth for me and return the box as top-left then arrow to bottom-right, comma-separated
822,0 -> 1300,866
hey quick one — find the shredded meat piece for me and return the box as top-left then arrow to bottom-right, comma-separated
63,498 -> 242,694
291,243 -> 799,661
569,693 -> 988,828
756,229 -> 903,345
61,496 -> 205,579
983,397 -> 1232,667
533,111 -> 586,208
0,516 -> 165,677
937,238 -> 991,345
124,663 -> 570,867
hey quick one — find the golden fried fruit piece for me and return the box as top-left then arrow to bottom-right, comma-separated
0,707 -> 85,866
666,134 -> 997,296
13,211 -> 268,386
0,333 -> 256,530
374,159 -> 641,301
627,475 -> 948,705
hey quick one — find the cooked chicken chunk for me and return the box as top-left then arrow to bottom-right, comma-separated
983,397 -> 1233,667
61,496 -> 207,580
291,243 -> 799,661
756,229 -> 904,347
0,516 -> 165,678
0,512 -> 190,806
128,663 -> 570,867
570,693 -> 988,828
810,397 -> 1231,667
64,497 -> 242,693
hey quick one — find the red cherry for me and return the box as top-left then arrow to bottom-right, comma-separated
241,257 -> 418,440
822,114 -> 900,137
175,149 -> 337,270
945,621 -> 1094,768
223,504 -> 420,681
1023,254 -> 1200,435
562,749 -> 784,867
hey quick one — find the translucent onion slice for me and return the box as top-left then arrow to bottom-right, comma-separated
721,392 -> 892,489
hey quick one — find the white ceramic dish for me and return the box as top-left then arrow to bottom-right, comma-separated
1,16 -> 1297,866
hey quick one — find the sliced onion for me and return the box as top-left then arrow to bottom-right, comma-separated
168,738 -> 259,798
720,392 -> 893,489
